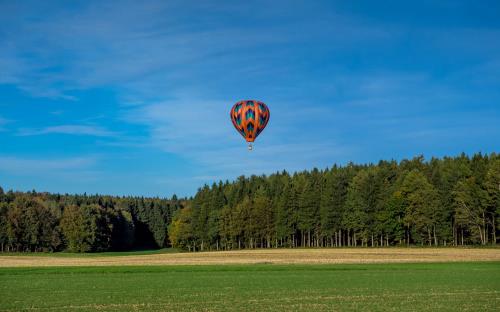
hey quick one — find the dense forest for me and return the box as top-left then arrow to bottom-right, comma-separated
0,191 -> 182,252
1,153 -> 499,253
169,153 -> 499,251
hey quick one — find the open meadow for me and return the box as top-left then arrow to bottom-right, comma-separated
0,262 -> 499,311
0,248 -> 499,311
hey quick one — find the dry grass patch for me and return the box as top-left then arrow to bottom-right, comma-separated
1,247 -> 499,267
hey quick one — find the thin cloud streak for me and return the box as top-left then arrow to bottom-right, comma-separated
0,156 -> 97,175
17,125 -> 118,137
0,1 -> 397,101
122,95 -> 353,183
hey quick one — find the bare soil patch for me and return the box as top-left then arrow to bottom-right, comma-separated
1,248 -> 499,267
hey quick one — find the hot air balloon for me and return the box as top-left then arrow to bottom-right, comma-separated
230,100 -> 270,150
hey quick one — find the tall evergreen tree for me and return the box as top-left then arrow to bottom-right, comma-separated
484,158 -> 500,244
400,170 -> 441,245
454,177 -> 489,245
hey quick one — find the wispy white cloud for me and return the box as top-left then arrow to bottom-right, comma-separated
2,1 -> 498,107
123,97 -> 230,153
1,1 -> 499,195
194,142 -> 353,177
0,155 -> 105,194
121,94 -> 353,182
0,156 -> 97,175
0,1 -> 397,101
120,65 -> 495,182
17,125 -> 118,137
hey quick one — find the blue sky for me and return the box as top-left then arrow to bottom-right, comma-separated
0,1 -> 499,197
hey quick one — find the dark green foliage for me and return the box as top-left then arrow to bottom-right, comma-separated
60,204 -> 114,252
170,153 -> 499,250
111,210 -> 135,251
0,202 -> 8,251
60,205 -> 90,252
5,196 -> 59,252
0,192 -> 181,252
400,170 -> 441,245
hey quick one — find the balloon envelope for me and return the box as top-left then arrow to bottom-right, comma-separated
230,100 -> 270,143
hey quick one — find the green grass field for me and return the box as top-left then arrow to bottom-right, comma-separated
1,262 -> 499,311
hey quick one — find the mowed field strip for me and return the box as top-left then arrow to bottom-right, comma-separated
1,248 -> 499,267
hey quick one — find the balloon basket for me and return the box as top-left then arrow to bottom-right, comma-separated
248,143 -> 253,151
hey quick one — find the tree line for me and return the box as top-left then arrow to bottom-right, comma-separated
0,190 -> 181,252
1,153 -> 498,253
169,153 -> 499,251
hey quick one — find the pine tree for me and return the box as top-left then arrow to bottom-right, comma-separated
400,170 -> 441,245
298,179 -> 319,247
454,177 -> 489,245
484,158 -> 500,244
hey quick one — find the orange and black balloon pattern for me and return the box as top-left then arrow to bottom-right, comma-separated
230,100 -> 270,143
